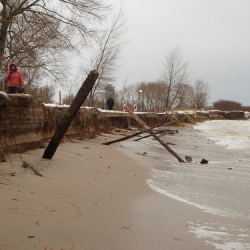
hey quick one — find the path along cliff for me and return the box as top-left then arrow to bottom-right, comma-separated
0,92 -> 249,160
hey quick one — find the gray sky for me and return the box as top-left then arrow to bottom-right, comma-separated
108,0 -> 250,106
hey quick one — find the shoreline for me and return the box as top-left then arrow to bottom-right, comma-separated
1,125 -> 247,249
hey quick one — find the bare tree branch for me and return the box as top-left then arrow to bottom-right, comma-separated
0,0 -> 111,92
84,5 -> 127,106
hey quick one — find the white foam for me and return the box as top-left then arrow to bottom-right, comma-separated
193,120 -> 250,151
147,178 -> 246,219
188,222 -> 250,250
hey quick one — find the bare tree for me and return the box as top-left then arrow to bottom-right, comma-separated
62,93 -> 75,105
162,45 -> 189,111
29,83 -> 56,103
136,81 -> 167,111
2,12 -> 71,91
116,81 -> 168,112
0,0 -> 110,90
192,79 -> 210,109
175,83 -> 194,109
116,83 -> 137,109
84,6 -> 127,106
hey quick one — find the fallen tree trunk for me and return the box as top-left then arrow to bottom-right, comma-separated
124,106 -> 185,163
42,70 -> 99,159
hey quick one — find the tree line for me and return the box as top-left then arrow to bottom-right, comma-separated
115,78 -> 209,112
213,100 -> 250,111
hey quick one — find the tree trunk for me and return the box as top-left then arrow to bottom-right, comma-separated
42,70 -> 99,159
124,106 -> 185,163
0,1 -> 9,72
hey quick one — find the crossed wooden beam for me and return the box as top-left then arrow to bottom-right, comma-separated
104,106 -> 185,163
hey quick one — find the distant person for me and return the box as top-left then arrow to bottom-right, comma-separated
107,96 -> 115,110
5,62 -> 24,94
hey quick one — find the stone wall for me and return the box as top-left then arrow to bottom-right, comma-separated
0,93 -> 249,160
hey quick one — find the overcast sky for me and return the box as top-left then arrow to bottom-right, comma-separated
107,0 -> 250,106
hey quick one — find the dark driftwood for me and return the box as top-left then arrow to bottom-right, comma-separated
134,130 -> 164,141
102,122 -> 172,145
102,130 -> 144,145
102,127 -> 157,145
124,106 -> 185,163
42,70 -> 99,159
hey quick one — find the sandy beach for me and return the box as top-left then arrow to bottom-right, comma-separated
0,125 -> 248,250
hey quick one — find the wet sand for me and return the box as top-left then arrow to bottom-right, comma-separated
1,126 -> 246,250
120,124 -> 250,250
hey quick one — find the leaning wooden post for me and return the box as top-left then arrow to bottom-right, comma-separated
42,70 -> 99,159
124,106 -> 185,163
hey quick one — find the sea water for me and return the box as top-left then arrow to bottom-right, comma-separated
193,120 -> 250,152
146,120 -> 250,250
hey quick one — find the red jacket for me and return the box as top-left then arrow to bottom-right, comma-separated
5,62 -> 24,88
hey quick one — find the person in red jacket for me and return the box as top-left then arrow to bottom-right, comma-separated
5,62 -> 24,94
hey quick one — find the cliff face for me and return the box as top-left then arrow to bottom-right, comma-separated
0,94 -> 171,158
0,93 -> 44,155
0,93 -> 249,159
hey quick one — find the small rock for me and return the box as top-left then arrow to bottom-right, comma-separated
200,159 -> 208,164
185,156 -> 192,162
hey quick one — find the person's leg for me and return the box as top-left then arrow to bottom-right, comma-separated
8,87 -> 18,93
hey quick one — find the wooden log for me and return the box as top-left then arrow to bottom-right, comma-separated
102,130 -> 143,145
42,70 -> 99,159
134,130 -> 164,141
102,122 -> 172,145
124,106 -> 185,163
